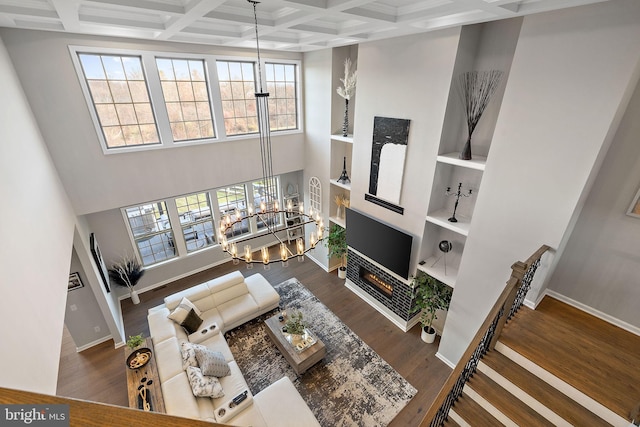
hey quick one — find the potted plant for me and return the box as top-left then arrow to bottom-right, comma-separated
411,273 -> 453,343
108,255 -> 145,304
282,310 -> 306,346
126,334 -> 145,350
326,223 -> 347,279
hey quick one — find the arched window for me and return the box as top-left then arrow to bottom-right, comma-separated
309,177 -> 321,214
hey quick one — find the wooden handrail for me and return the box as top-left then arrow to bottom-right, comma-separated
419,244 -> 551,427
0,387 -> 228,427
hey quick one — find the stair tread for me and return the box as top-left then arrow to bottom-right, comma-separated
482,349 -> 611,426
442,417 -> 460,427
451,392 -> 505,426
467,371 -> 555,426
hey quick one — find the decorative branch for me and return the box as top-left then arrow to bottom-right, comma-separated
457,70 -> 503,139
108,254 -> 145,290
336,58 -> 357,100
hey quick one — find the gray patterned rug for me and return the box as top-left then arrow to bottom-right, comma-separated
224,278 -> 417,427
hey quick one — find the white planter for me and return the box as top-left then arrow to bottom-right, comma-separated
421,327 -> 436,344
338,267 -> 347,279
130,289 -> 140,305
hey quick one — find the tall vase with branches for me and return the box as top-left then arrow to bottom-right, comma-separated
336,58 -> 357,137
108,255 -> 145,305
457,70 -> 503,160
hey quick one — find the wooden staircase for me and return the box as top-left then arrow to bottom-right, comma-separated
421,246 -> 640,427
437,297 -> 640,427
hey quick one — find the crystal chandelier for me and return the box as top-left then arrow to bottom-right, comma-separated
219,1 -> 325,268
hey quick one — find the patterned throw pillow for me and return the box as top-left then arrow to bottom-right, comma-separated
194,347 -> 230,378
167,297 -> 202,324
186,366 -> 225,398
180,342 -> 198,370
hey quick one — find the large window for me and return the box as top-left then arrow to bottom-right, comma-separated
217,185 -> 250,238
78,53 -> 159,148
216,60 -> 258,136
156,58 -> 215,142
174,192 -> 215,252
124,202 -> 176,266
265,63 -> 298,131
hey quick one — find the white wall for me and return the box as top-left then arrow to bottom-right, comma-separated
302,48 -> 333,269
0,36 -> 76,394
65,249 -> 111,350
0,28 -> 304,216
547,74 -> 640,329
438,0 -> 640,364
351,29 -> 462,270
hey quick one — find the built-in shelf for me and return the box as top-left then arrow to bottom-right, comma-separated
331,134 -> 354,143
437,152 -> 487,171
330,179 -> 351,191
417,258 -> 457,288
426,209 -> 470,236
329,215 -> 345,228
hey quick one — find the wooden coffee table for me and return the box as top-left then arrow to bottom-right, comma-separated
264,314 -> 326,375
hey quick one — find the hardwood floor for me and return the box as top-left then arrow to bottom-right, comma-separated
58,253 -> 452,426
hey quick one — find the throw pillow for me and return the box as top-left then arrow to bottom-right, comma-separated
180,308 -> 203,335
194,347 -> 230,377
180,342 -> 198,370
186,366 -> 225,398
167,297 -> 202,324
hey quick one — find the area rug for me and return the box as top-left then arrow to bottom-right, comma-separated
224,278 -> 417,427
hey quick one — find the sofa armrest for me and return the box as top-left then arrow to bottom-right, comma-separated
253,377 -> 320,427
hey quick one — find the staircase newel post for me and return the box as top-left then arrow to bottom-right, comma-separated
488,260 -> 527,350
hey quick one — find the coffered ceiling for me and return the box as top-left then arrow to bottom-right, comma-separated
0,0 -> 610,52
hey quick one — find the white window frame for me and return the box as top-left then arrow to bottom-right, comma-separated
69,46 -> 302,155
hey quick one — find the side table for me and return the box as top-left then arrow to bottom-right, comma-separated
124,337 -> 166,413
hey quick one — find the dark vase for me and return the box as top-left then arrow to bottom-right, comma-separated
459,136 -> 472,160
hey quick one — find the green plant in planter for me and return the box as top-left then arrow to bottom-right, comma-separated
126,334 -> 144,350
325,223 -> 347,270
283,310 -> 306,336
411,273 -> 453,335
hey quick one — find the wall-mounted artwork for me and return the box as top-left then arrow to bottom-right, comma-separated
90,233 -> 110,293
68,272 -> 84,291
368,116 -> 411,211
627,187 -> 640,218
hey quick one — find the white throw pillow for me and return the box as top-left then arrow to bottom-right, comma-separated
167,297 -> 202,324
180,342 -> 198,370
186,366 -> 225,398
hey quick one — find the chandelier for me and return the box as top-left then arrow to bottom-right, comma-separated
219,1 -> 325,268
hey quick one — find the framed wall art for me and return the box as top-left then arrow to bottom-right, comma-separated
90,233 -> 110,292
68,272 -> 84,291
627,187 -> 640,218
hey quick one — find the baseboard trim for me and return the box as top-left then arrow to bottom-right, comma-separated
435,351 -> 456,369
545,290 -> 640,336
76,335 -> 113,352
306,253 -> 329,272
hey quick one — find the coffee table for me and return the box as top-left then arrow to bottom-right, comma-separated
264,313 -> 326,375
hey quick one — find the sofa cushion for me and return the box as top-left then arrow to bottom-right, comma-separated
211,361 -> 250,412
254,377 -> 321,427
154,337 -> 184,383
186,366 -> 225,398
164,284 -> 211,311
245,273 -> 280,310
218,294 -> 260,328
161,373 -> 203,420
180,308 -> 203,334
211,281 -> 250,307
206,270 -> 245,293
194,347 -> 231,377
198,332 -> 235,362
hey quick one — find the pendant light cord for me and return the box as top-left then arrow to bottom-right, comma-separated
248,0 -> 264,93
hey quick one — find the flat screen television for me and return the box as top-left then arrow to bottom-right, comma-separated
345,208 -> 412,279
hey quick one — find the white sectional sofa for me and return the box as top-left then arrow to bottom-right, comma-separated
147,270 -> 320,426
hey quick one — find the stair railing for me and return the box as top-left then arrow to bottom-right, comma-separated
421,244 -> 550,427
